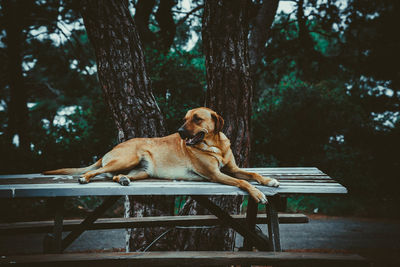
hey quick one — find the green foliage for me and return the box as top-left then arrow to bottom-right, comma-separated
251,0 -> 400,216
145,44 -> 206,133
0,0 -> 399,219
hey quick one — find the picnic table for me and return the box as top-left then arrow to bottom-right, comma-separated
0,167 -> 364,266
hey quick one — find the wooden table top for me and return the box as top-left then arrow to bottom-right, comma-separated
0,167 -> 347,198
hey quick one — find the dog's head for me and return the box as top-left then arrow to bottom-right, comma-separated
178,107 -> 224,146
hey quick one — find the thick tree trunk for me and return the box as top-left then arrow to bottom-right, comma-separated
173,0 -> 253,251
81,0 -> 165,141
4,0 -> 29,152
80,0 -> 175,251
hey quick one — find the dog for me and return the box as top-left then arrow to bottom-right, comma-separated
43,107 -> 279,203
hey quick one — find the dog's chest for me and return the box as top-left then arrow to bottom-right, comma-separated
152,165 -> 204,181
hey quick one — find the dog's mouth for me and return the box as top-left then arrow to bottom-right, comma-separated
185,131 -> 205,146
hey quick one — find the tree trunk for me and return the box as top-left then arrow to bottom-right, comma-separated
155,0 -> 177,52
173,0 -> 253,251
80,0 -> 175,251
248,0 -> 279,78
134,0 -> 157,45
4,0 -> 29,152
203,0 -> 253,167
296,0 -> 317,80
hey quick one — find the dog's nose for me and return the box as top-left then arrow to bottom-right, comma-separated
178,127 -> 187,139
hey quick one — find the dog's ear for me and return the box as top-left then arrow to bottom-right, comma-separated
212,113 -> 224,133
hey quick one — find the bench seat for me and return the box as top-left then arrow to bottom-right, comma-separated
0,213 -> 308,235
0,251 -> 369,266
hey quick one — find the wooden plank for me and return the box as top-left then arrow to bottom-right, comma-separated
0,214 -> 309,234
0,180 -> 347,198
264,174 -> 332,180
278,182 -> 344,186
0,168 -> 325,179
0,251 -> 369,266
0,176 -> 337,185
0,182 -> 277,198
0,167 -> 347,198
244,167 -> 324,172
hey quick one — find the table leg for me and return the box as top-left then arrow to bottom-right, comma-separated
243,197 -> 258,250
43,197 -> 65,253
266,195 -> 281,252
193,195 -> 270,251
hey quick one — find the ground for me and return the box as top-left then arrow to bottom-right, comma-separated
1,215 -> 399,266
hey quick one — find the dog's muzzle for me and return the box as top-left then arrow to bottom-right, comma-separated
178,127 -> 189,140
178,127 -> 207,146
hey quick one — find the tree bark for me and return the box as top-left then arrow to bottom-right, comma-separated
80,0 -> 174,251
203,0 -> 253,167
4,0 -> 30,152
173,0 -> 253,251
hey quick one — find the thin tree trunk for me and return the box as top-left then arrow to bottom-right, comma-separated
248,0 -> 279,78
134,0 -> 157,45
173,0 -> 253,251
4,0 -> 29,152
80,0 -> 175,251
297,0 -> 316,80
155,0 -> 177,52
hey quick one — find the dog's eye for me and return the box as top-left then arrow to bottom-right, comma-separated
193,116 -> 203,123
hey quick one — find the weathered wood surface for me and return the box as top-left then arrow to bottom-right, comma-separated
0,251 -> 369,266
0,168 -> 347,198
0,214 -> 309,235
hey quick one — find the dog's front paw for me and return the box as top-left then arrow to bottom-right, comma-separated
251,189 -> 268,204
119,176 -> 130,186
78,177 -> 88,184
267,178 -> 280,187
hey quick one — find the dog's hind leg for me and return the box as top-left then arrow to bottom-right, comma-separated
79,156 -> 141,184
112,171 -> 149,186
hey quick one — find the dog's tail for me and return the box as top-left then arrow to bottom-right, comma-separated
42,159 -> 102,175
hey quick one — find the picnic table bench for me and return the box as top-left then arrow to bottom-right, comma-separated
0,167 -> 368,266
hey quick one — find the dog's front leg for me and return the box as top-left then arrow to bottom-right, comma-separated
202,169 -> 268,204
223,163 -> 280,187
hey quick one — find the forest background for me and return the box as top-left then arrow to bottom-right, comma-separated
0,0 -> 399,221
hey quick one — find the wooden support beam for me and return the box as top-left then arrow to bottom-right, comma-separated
266,195 -> 281,251
43,197 -> 65,253
61,196 -> 120,252
192,195 -> 270,251
243,197 -> 258,250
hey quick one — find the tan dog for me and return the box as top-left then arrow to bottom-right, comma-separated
43,107 -> 279,203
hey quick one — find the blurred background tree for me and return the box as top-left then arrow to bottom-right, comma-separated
0,0 -> 399,226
